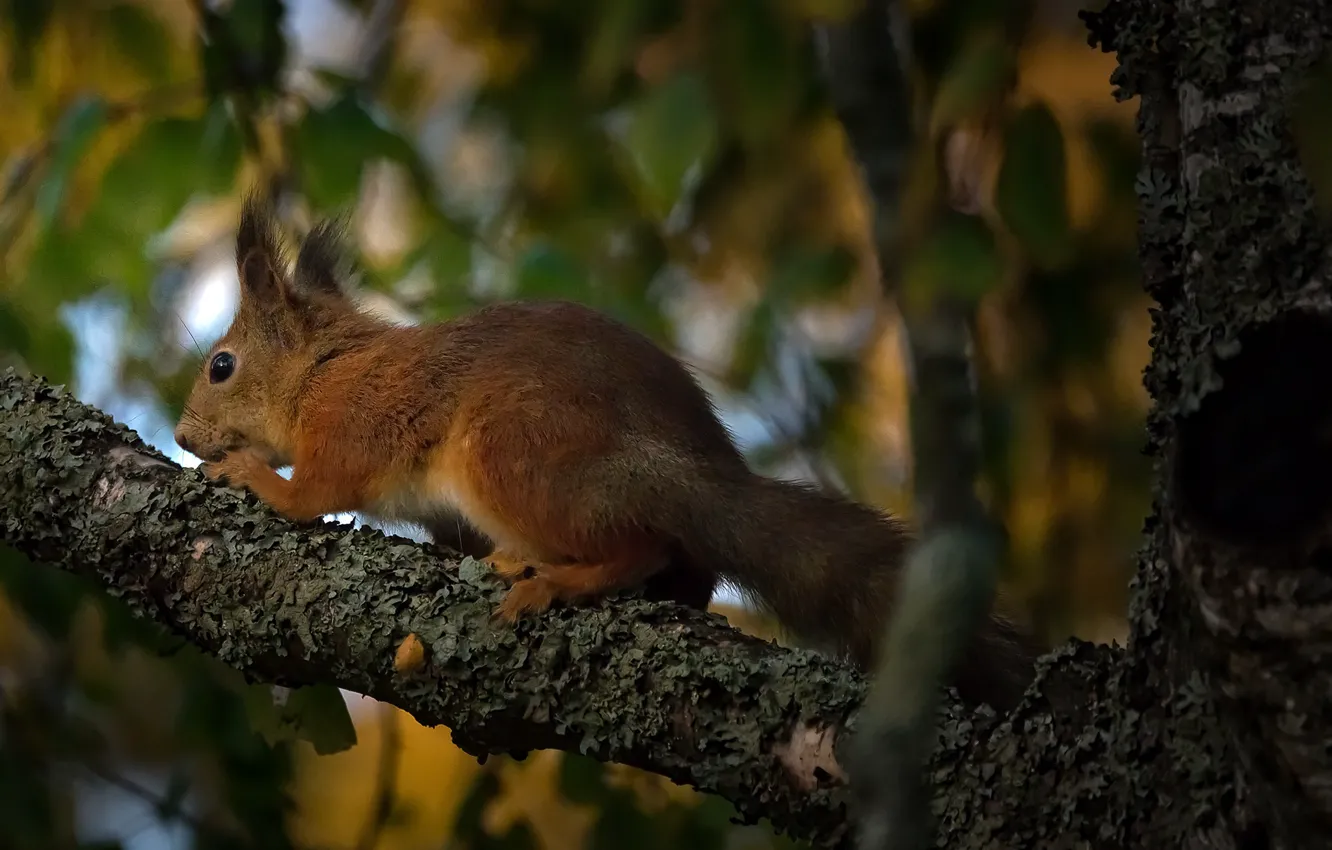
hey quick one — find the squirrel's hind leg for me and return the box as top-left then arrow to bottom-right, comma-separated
422,515 -> 494,560
490,541 -> 671,622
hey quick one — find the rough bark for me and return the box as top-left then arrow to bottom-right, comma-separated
0,370 -> 859,844
1084,0 -> 1332,845
0,368 -> 1120,849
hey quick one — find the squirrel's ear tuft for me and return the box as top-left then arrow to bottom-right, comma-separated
236,191 -> 287,301
293,215 -> 353,299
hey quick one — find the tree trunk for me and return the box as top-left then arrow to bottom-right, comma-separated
3,0 -> 1332,847
1080,0 -> 1332,846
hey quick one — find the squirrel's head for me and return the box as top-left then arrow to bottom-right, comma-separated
174,194 -> 357,466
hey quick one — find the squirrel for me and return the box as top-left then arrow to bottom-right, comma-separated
173,196 -> 1041,711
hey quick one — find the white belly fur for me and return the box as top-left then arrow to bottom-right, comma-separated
361,456 -> 520,555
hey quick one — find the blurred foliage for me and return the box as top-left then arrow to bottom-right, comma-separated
0,0 -> 1146,847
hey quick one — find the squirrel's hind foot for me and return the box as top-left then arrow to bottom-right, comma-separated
487,550 -> 566,622
487,548 -> 670,622
494,576 -> 560,621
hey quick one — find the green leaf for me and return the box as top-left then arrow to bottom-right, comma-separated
995,102 -> 1072,269
296,93 -> 426,210
0,545 -> 87,640
977,388 -> 1015,511
729,300 -> 778,389
22,318 -> 75,385
242,682 -> 358,756
94,104 -> 242,239
28,106 -> 243,307
514,243 -> 588,298
199,101 -> 246,192
768,244 -> 858,304
230,0 -> 286,48
229,0 -> 288,94
0,291 -> 76,382
241,685 -> 293,744
103,3 -> 174,82
0,735 -> 60,850
902,211 -> 1004,307
450,771 -> 503,845
0,299 -> 31,355
1026,260 -> 1112,365
98,588 -> 183,656
448,768 -> 539,849
558,754 -> 610,805
618,71 -> 719,221
589,793 -> 657,850
581,0 -> 656,95
286,684 -> 358,755
673,795 -> 734,850
401,224 -> 477,319
1083,116 -> 1141,223
600,289 -> 671,343
929,33 -> 1014,133
294,98 -> 367,209
709,0 -> 805,150
424,224 -> 474,289
2,0 -> 53,84
35,96 -> 110,229
198,0 -> 288,101
25,219 -> 148,315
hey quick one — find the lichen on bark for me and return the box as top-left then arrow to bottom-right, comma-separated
0,370 -> 862,845
0,368 -> 1146,849
1089,0 -> 1332,844
0,371 -> 939,844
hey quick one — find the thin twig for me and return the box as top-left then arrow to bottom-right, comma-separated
81,761 -> 225,839
356,0 -> 406,94
353,701 -> 402,850
815,3 -> 1011,849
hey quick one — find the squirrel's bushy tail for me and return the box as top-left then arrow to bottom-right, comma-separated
678,473 -> 1039,710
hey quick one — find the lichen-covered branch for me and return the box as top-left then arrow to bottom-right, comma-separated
0,370 -> 863,844
4,324 -> 1311,850
0,368 -> 1140,849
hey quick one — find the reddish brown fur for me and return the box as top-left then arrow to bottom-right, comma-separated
175,196 -> 1041,710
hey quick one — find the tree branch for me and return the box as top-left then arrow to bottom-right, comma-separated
0,369 -> 1119,848
812,0 -> 914,286
815,4 -> 1016,848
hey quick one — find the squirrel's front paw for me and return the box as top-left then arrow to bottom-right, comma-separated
201,448 -> 267,491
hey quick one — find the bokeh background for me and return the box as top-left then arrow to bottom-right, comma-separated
0,1 -> 1145,848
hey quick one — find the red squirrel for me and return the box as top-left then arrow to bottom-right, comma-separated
173,196 -> 1040,710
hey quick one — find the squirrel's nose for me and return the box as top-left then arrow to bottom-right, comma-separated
174,428 -> 194,455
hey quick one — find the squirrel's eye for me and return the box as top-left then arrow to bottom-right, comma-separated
208,351 -> 236,384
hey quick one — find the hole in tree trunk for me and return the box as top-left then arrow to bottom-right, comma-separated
1174,309 -> 1332,549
